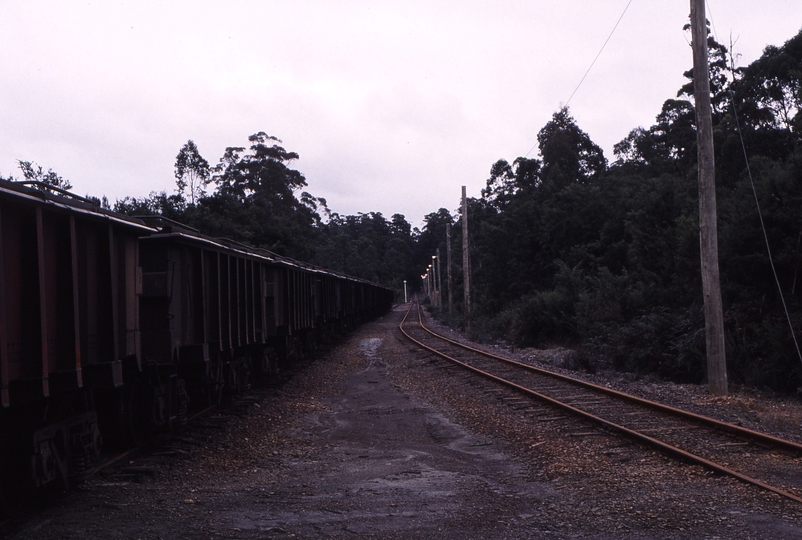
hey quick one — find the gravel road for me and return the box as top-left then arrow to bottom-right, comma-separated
5,304 -> 802,539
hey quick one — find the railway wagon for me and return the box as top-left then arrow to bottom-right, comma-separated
0,180 -> 149,505
0,180 -> 392,509
133,221 -> 390,426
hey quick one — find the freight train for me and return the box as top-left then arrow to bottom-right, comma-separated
0,179 -> 392,509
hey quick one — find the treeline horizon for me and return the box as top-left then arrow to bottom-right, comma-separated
5,27 -> 802,392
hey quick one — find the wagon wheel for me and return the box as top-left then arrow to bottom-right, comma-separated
0,427 -> 34,516
121,378 -> 154,448
226,361 -> 241,397
207,359 -> 225,407
264,348 -> 279,378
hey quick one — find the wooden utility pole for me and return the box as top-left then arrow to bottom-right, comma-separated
691,0 -> 728,396
436,248 -> 442,309
461,186 -> 471,335
430,255 -> 438,308
446,223 -> 453,315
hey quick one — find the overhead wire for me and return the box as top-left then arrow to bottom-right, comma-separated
564,0 -> 635,109
524,0 -> 634,158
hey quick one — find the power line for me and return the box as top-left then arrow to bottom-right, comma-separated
524,0 -> 634,158
565,0 -> 634,108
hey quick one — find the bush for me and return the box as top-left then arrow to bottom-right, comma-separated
488,263 -> 646,348
726,303 -> 802,392
490,287 -> 578,347
584,306 -> 706,383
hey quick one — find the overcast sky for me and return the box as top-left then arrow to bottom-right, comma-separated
1,1 -> 799,227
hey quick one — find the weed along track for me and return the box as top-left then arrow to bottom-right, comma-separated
401,303 -> 802,504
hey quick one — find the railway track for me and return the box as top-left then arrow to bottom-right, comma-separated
400,302 -> 802,504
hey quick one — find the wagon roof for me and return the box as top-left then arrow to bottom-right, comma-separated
0,179 -> 155,233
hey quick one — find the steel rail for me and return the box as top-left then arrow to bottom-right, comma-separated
414,307 -> 802,456
400,303 -> 802,505
86,403 -> 219,478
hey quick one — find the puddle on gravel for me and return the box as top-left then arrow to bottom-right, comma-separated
357,337 -> 383,359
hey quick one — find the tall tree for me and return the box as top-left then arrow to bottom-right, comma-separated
678,29 -> 734,122
537,107 -> 606,188
199,132 -> 322,257
174,140 -> 210,206
481,157 -> 541,210
733,29 -> 802,143
212,132 -> 307,201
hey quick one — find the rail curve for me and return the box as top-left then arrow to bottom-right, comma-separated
400,302 -> 802,504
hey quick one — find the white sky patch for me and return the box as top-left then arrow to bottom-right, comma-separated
1,0 -> 800,228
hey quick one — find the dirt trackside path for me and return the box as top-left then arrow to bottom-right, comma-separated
222,331 -> 554,537
5,306 -> 554,539
6,303 -> 802,539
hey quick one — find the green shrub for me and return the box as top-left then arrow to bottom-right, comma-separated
584,306 -> 706,383
726,304 -> 802,392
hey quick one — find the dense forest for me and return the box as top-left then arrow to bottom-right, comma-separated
455,28 -> 802,391
5,28 -> 801,392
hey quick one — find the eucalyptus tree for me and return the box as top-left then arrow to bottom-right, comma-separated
196,132 -> 323,258
16,160 -> 72,191
174,140 -> 210,206
537,107 -> 606,188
